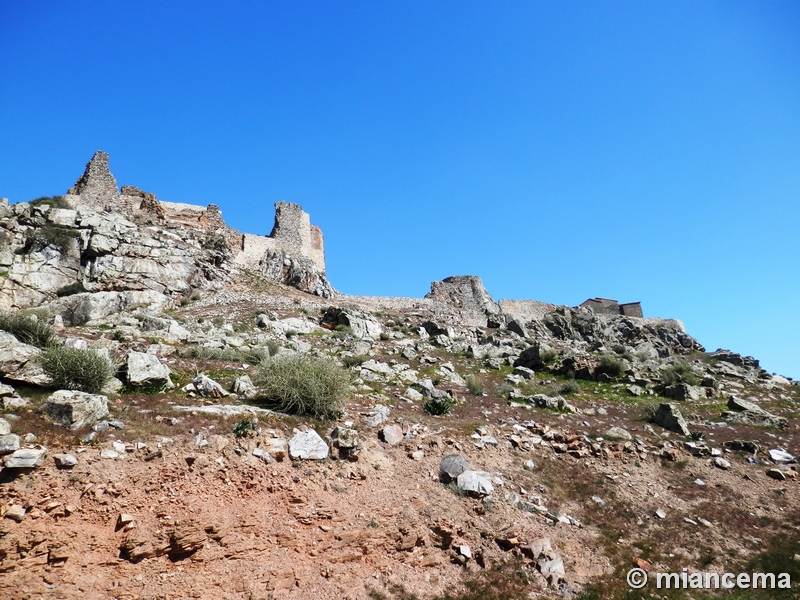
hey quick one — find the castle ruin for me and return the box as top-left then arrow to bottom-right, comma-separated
64,151 -> 326,276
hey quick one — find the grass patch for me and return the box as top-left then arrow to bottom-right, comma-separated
0,312 -> 55,348
17,224 -> 81,255
177,346 -> 269,364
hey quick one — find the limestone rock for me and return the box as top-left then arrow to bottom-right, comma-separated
259,249 -> 334,298
288,430 -> 329,460
53,453 -> 78,468
262,437 -> 287,461
0,434 -> 20,454
439,454 -> 470,483
604,426 -> 633,441
4,505 -> 26,522
456,470 -> 494,496
232,374 -> 258,399
126,351 -> 173,389
190,374 -> 228,398
3,447 -> 46,468
0,331 -> 49,386
425,275 -> 504,327
722,396 -> 788,429
654,403 -> 690,436
330,426 -> 361,459
321,307 -> 382,339
380,424 -> 404,445
44,390 -> 109,430
363,404 -> 390,427
0,417 -> 10,435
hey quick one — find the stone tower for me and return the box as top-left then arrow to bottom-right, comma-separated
65,151 -> 120,210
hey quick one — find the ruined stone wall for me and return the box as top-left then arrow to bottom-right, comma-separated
234,204 -> 326,273
235,233 -> 279,268
64,151 -> 120,211
63,152 -> 326,275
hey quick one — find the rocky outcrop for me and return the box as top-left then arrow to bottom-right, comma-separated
0,201 -> 231,310
259,249 -> 334,298
425,276 -> 504,327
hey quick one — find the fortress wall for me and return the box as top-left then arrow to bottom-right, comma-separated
309,225 -> 325,273
235,233 -> 279,267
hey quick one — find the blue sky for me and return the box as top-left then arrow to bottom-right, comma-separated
1,1 -> 798,377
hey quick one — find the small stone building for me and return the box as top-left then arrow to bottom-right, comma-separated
579,297 -> 643,318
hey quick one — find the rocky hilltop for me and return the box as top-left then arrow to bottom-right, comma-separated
0,154 -> 798,600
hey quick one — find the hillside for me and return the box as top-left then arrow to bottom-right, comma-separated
0,154 -> 798,600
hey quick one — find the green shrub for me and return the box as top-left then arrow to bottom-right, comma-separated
341,354 -> 369,368
253,354 -> 350,420
30,196 -> 69,210
39,346 -> 114,393
559,379 -> 581,395
660,361 -> 699,385
17,224 -> 81,255
464,374 -> 484,396
232,418 -> 258,438
379,332 -> 392,341
265,340 -> 280,357
539,348 -> 558,364
423,395 -> 457,416
0,312 -> 54,348
595,354 -> 624,378
56,281 -> 86,297
178,345 -> 269,365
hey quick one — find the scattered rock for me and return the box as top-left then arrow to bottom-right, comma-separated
363,404 -> 390,427
44,390 -> 109,430
380,425 -> 404,445
4,505 -> 26,522
456,470 -> 494,496
53,453 -> 78,468
440,454 -> 470,483
604,426 -> 632,441
330,426 -> 361,459
125,351 -> 173,390
0,434 -> 20,454
3,447 -> 46,468
232,375 -> 258,399
288,430 -> 329,460
713,457 -> 732,470
722,396 -> 788,429
188,374 -> 229,398
653,403 -> 690,436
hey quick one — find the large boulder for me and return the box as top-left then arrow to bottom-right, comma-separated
320,307 -> 382,340
654,403 -> 690,436
722,396 -> 788,429
44,390 -> 109,430
456,470 -> 494,496
0,331 -> 49,386
439,454 -> 470,483
259,249 -> 335,298
125,352 -> 173,389
288,430 -> 329,460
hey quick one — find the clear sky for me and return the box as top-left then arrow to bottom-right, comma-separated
1,1 -> 798,378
